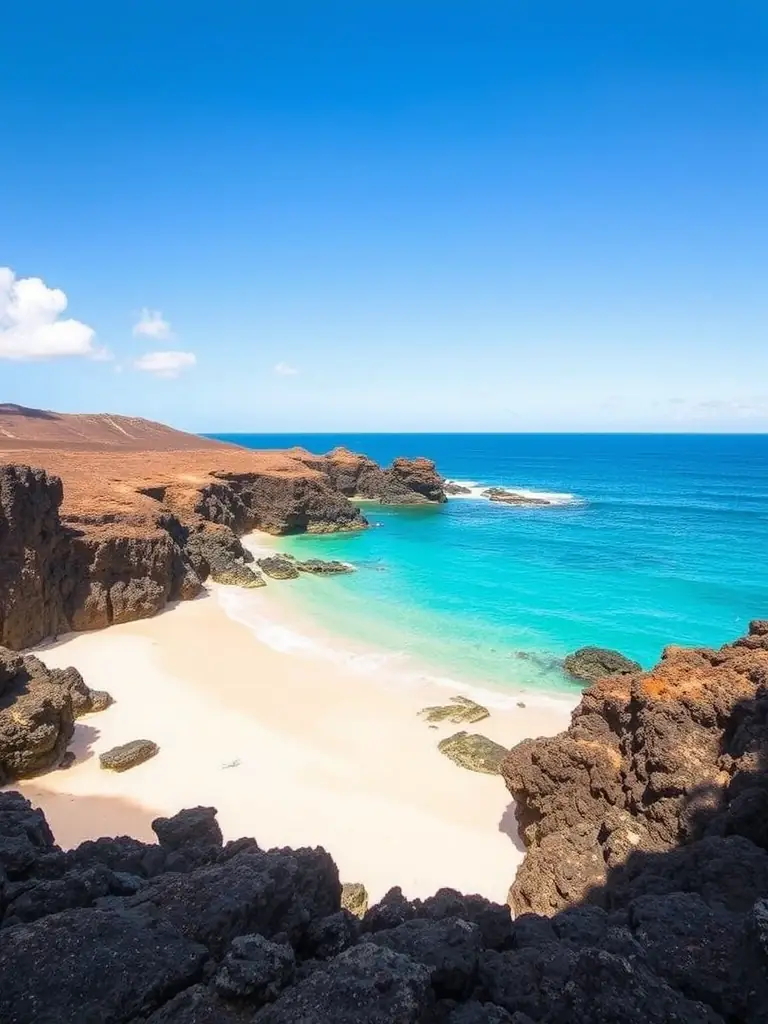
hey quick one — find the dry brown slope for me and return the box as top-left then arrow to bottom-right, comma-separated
0,403 -> 227,451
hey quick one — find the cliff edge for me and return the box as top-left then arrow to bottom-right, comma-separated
0,407 -> 446,649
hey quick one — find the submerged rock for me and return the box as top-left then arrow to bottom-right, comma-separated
437,732 -> 508,775
419,695 -> 490,726
563,645 -> 641,685
99,739 -> 159,772
296,558 -> 353,575
444,481 -> 472,495
257,555 -> 301,580
340,882 -> 369,919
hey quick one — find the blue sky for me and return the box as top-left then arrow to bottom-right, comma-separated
1,2 -> 766,432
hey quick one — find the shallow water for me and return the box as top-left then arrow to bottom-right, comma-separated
210,433 -> 768,696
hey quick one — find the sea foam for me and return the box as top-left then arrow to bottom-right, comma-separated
447,479 -> 582,507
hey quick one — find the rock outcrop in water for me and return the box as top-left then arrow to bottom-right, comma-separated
0,414 -> 445,649
563,645 -> 642,685
291,448 -> 447,505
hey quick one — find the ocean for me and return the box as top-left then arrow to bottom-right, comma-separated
209,433 -> 768,698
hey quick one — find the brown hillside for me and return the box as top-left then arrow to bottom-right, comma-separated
0,403 -> 227,451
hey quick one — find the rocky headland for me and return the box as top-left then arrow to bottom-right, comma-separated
0,408 -> 445,650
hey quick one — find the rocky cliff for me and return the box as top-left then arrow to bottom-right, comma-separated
0,434 -> 446,649
502,620 -> 768,921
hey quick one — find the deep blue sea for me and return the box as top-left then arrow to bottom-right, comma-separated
209,433 -> 768,696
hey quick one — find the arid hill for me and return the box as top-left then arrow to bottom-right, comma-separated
0,403 -> 227,451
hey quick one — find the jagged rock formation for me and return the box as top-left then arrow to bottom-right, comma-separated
3,788 -> 767,1022
502,620 -> 768,925
0,648 -> 110,784
291,447 -> 447,505
0,418 -> 445,649
563,645 -> 642,685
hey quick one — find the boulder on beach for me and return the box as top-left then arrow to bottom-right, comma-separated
437,732 -> 509,775
419,695 -> 490,726
563,645 -> 641,685
210,562 -> 266,588
99,739 -> 159,772
0,648 -> 111,784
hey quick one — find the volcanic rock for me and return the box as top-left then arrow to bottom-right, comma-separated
253,943 -> 433,1023
296,558 -> 353,575
363,916 -> 484,999
482,487 -> 551,506
257,555 -> 301,580
0,648 -> 109,783
503,619 -> 768,916
0,908 -> 209,1024
563,645 -> 642,685
438,732 -> 509,774
213,933 -> 296,1002
99,739 -> 159,772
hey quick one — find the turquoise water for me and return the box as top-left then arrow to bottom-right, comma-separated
210,433 -> 768,695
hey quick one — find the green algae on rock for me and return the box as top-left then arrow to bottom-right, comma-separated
257,555 -> 301,580
437,732 -> 508,775
419,695 -> 490,726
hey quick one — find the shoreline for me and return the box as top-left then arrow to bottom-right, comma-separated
240,532 -> 581,712
14,554 -> 577,904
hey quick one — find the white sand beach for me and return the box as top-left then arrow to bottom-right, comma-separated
17,558 -> 577,905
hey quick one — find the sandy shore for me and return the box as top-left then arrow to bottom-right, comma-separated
16,562 -> 577,905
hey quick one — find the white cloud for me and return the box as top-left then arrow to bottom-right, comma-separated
0,267 -> 100,361
274,361 -> 299,376
133,308 -> 172,340
134,350 -> 197,379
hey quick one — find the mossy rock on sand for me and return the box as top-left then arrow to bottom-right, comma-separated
419,695 -> 490,725
438,731 -> 508,775
257,555 -> 301,580
210,562 -> 266,588
341,882 -> 369,919
99,739 -> 159,772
